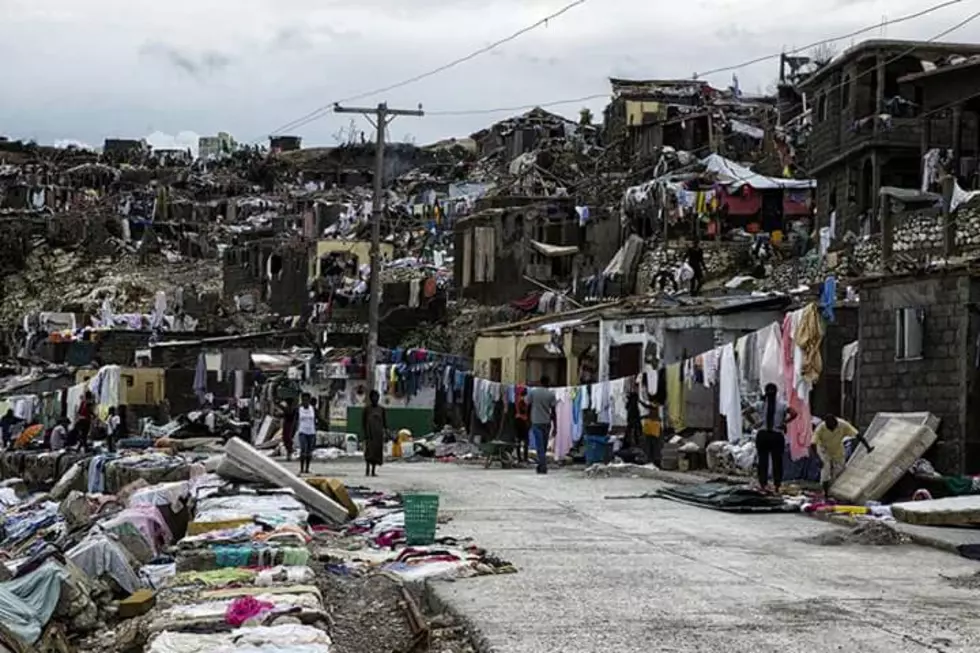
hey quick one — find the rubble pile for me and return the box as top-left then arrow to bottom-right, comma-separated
1,245 -> 221,328
637,242 -> 741,291
0,428 -> 513,652
805,521 -> 908,547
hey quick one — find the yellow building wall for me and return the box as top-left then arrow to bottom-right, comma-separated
75,368 -> 165,406
310,240 -> 396,281
625,100 -> 665,127
473,332 -> 579,386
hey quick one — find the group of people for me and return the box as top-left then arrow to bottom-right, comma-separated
507,375 -> 872,495
752,382 -> 873,495
277,390 -> 388,478
0,391 -> 125,453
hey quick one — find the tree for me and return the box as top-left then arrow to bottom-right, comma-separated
579,108 -> 594,126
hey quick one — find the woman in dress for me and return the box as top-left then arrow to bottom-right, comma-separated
362,390 -> 387,477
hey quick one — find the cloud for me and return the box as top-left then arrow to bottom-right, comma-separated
139,41 -> 235,77
0,0 -> 976,148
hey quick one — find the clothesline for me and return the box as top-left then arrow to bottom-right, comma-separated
465,302 -> 823,462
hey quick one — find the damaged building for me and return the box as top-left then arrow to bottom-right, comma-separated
801,39 -> 980,236
454,196 -> 619,305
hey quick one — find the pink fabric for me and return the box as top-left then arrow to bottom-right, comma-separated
553,397 -> 574,460
225,595 -> 276,627
782,313 -> 814,460
787,386 -> 812,461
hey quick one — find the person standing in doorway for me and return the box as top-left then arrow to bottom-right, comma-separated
296,393 -> 317,475
527,376 -> 557,475
754,383 -> 797,494
362,390 -> 388,477
514,387 -> 531,464
686,239 -> 707,296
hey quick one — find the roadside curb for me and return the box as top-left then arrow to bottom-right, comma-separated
424,579 -> 499,653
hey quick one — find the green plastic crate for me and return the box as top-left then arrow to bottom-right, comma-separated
403,493 -> 440,545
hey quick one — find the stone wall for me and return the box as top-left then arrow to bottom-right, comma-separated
857,274 -> 969,474
637,241 -> 742,292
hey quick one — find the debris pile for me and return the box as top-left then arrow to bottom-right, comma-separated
0,405 -> 512,652
805,521 -> 908,547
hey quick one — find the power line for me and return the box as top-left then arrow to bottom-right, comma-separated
421,0 -> 968,119
262,0 -> 589,140
695,0 -> 967,78
427,93 -> 608,117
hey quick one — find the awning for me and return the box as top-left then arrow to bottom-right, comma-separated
530,240 -> 578,257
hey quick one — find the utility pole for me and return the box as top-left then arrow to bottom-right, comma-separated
333,102 -> 423,394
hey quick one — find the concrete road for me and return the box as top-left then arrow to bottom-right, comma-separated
312,460 -> 980,653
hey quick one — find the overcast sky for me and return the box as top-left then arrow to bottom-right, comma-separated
1,0 -> 977,152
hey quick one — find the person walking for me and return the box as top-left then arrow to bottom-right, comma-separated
280,398 -> 297,462
754,383 -> 797,494
296,393 -> 318,475
362,390 -> 387,477
527,376 -> 557,475
514,387 -> 531,464
812,414 -> 873,496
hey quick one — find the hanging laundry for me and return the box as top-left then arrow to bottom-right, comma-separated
408,279 -> 421,308
553,389 -> 574,460
666,364 -> 685,431
820,276 -> 837,322
795,303 -> 824,384
718,344 -> 742,444
758,322 -> 783,396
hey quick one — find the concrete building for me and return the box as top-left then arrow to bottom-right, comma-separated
269,135 -> 302,152
222,239 -> 312,316
800,39 -> 980,237
854,265 -> 980,475
899,57 -> 980,192
198,132 -> 237,159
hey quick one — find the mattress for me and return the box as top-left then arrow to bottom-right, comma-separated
831,415 -> 938,505
223,438 -> 349,524
892,495 -> 980,526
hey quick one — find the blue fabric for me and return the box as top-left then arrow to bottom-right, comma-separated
214,545 -> 252,568
820,276 -> 837,322
781,444 -> 821,482
88,455 -> 108,494
299,432 -> 316,455
571,391 -> 584,443
531,424 -> 549,472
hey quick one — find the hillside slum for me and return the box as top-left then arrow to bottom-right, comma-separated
8,39 -> 980,649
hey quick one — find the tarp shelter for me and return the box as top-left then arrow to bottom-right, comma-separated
701,154 -> 816,191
